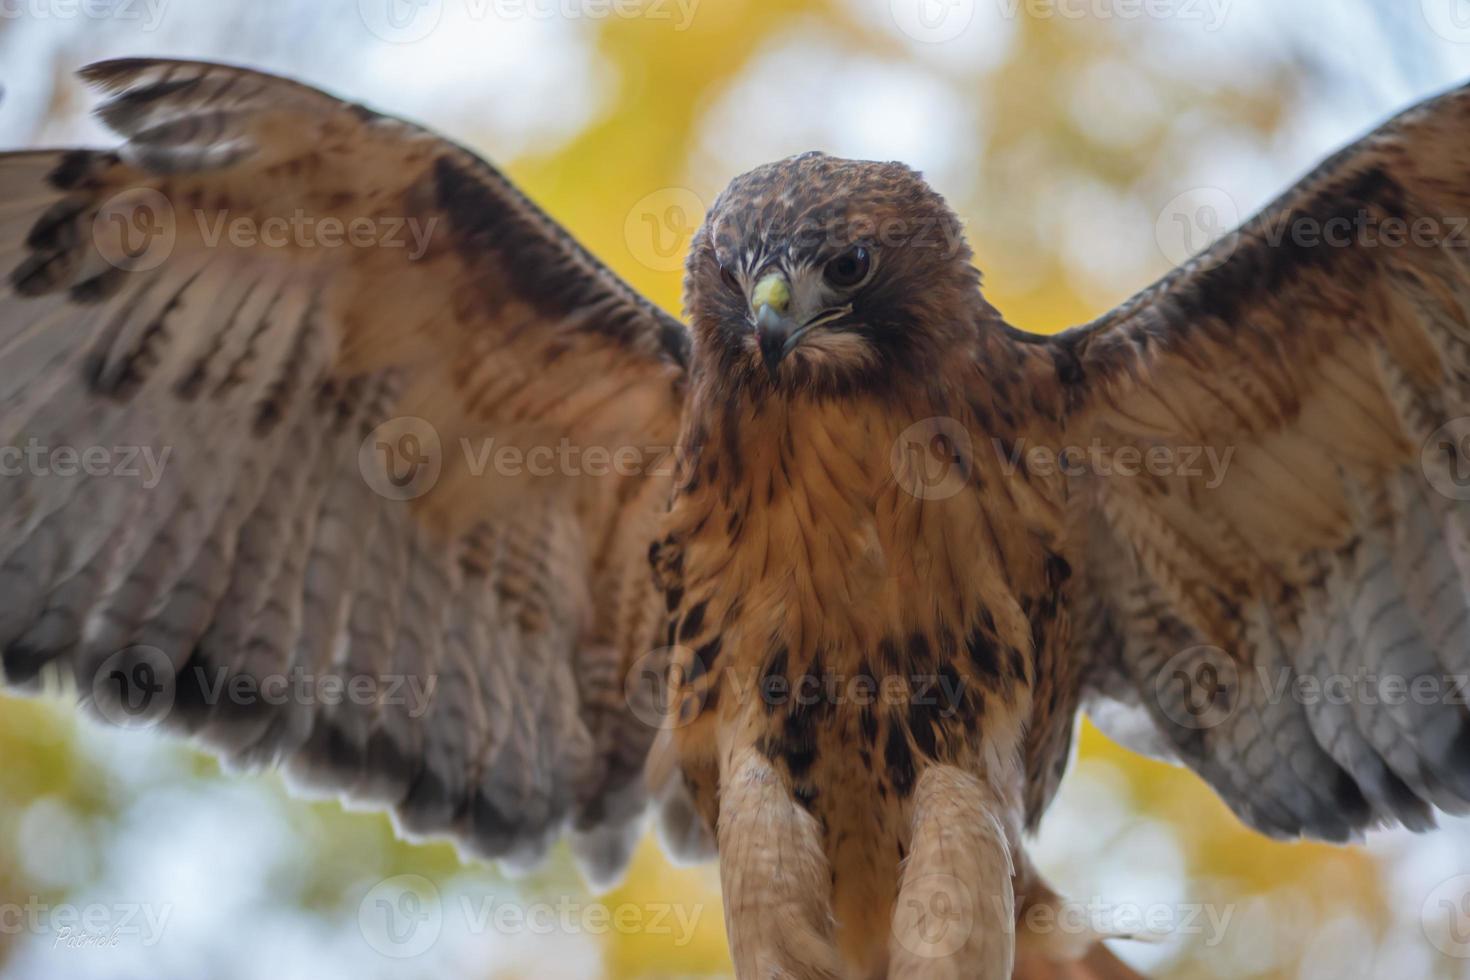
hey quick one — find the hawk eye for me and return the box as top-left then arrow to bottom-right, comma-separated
719,263 -> 742,294
823,246 -> 871,288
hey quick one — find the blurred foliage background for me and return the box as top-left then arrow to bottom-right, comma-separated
2,1 -> 1470,977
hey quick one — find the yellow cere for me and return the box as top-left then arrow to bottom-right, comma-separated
751,273 -> 791,313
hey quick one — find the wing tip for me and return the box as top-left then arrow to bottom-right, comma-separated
78,58 -> 162,91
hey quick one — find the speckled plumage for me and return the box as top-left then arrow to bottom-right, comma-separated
6,60 -> 1470,979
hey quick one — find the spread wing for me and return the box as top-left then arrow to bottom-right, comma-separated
1051,80 -> 1470,841
0,59 -> 688,882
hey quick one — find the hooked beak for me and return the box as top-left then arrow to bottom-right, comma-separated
749,271 -> 851,382
751,272 -> 795,382
754,302 -> 801,382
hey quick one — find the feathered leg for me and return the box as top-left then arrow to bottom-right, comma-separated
718,746 -> 844,979
890,765 -> 1016,979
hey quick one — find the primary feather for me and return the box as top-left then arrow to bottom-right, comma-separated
0,59 -> 686,885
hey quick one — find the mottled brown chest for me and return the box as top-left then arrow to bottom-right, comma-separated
651,386 -> 1076,819
641,372 -> 1088,973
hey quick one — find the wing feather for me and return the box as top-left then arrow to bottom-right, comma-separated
1050,79 -> 1470,839
0,59 -> 688,883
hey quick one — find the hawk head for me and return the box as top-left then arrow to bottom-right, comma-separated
686,152 -> 983,395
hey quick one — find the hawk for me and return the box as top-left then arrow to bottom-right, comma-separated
3,59 -> 1470,979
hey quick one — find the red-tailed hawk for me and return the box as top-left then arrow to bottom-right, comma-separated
4,59 -> 1470,979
